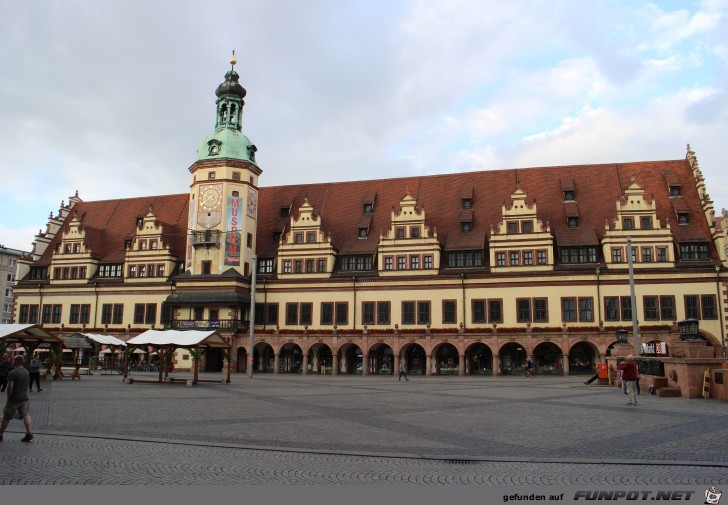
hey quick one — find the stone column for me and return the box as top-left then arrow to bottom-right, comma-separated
562,354 -> 570,376
493,354 -> 500,376
273,353 -> 280,374
332,354 -> 339,375
393,354 -> 400,375
302,354 -> 309,375
458,354 -> 465,376
362,354 -> 368,376
426,354 -> 432,376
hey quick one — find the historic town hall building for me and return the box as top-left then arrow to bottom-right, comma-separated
12,61 -> 728,376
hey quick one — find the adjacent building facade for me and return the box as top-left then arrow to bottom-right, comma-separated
1,245 -> 27,324
12,62 -> 728,376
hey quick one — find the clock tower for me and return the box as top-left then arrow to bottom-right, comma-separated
186,53 -> 261,278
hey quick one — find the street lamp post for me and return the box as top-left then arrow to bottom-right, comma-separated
248,255 -> 257,379
626,237 -> 639,356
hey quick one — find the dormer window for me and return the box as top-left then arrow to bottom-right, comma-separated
247,144 -> 257,162
124,240 -> 132,251
396,227 -> 405,239
678,213 -> 689,224
358,228 -> 368,239
462,198 -> 472,209
410,227 -> 420,238
563,191 -> 574,202
280,207 -> 290,218
522,221 -> 533,233
364,203 -> 373,214
273,231 -> 282,243
623,217 -> 634,230
640,217 -> 652,229
567,217 -> 579,228
207,139 -> 221,156
136,218 -> 143,227
73,243 -> 81,253
507,221 -> 518,234
462,222 -> 472,233
307,232 -> 316,243
294,233 -> 303,244
669,186 -> 680,197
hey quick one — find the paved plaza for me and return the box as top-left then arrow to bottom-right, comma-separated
1,372 -> 727,485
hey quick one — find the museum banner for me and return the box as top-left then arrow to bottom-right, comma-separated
225,196 -> 242,266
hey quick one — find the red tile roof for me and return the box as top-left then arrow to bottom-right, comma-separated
256,159 -> 714,261
36,194 -> 190,266
30,157 -> 717,274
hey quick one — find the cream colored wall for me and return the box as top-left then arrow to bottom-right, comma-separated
254,272 -> 724,338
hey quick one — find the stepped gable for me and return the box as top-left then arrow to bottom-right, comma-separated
36,193 -> 189,265
255,158 -> 711,260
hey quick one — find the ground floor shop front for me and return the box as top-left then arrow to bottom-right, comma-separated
220,328 -> 720,377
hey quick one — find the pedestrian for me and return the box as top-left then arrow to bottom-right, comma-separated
584,369 -> 599,385
0,355 -> 34,442
617,355 -> 639,406
398,361 -> 408,381
524,358 -> 535,377
29,354 -> 42,392
0,355 -> 12,392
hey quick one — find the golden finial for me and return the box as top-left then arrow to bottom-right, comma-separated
230,49 -> 237,69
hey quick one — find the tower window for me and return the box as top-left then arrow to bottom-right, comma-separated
208,172 -> 216,180
232,172 -> 241,181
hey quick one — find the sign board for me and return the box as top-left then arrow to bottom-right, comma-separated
640,341 -> 668,356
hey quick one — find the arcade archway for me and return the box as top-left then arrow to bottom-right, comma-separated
499,342 -> 527,375
368,343 -> 394,375
533,342 -> 563,375
466,343 -> 493,375
401,343 -> 426,375
308,343 -> 332,374
433,342 -> 459,375
279,342 -> 303,373
339,343 -> 362,374
569,341 -> 598,374
253,342 -> 274,373
236,347 -> 247,373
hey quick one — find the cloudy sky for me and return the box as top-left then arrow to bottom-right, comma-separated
1,0 -> 727,252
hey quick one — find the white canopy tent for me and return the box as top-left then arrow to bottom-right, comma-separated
127,330 -> 228,348
127,330 -> 229,384
80,333 -> 127,347
0,324 -> 66,348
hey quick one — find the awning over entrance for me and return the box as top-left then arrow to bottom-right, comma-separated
0,324 -> 66,347
164,291 -> 250,306
127,330 -> 229,348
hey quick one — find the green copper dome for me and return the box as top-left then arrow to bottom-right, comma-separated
197,128 -> 258,164
196,62 -> 258,165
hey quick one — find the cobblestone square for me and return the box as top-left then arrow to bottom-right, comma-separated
1,373 -> 726,485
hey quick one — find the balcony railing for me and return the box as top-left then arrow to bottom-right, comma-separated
191,230 -> 222,247
165,319 -> 249,331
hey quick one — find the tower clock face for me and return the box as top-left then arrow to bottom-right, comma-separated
200,186 -> 222,211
